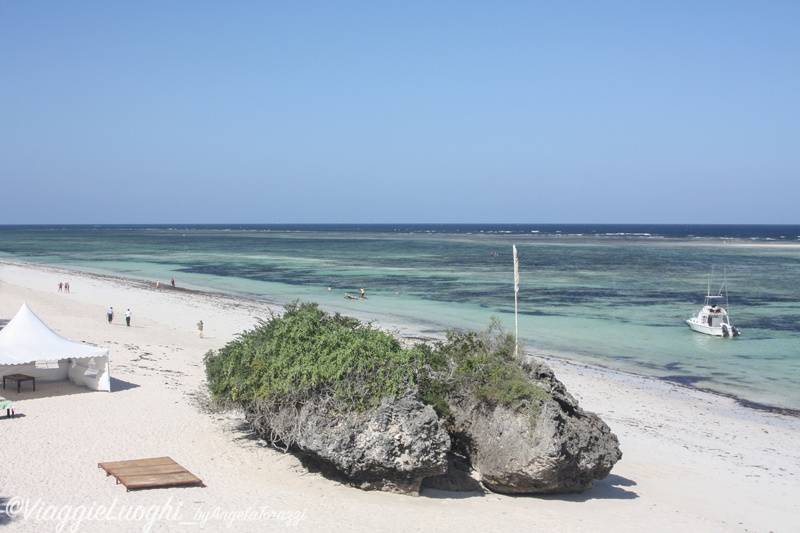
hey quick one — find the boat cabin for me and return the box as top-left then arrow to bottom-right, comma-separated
701,296 -> 727,326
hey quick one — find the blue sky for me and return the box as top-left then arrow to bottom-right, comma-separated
2,2 -> 798,224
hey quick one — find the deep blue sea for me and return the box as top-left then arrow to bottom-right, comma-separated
2,224 -> 799,412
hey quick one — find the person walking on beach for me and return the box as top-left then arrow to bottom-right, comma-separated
107,307 -> 114,324
65,281 -> 70,293
171,278 -> 175,287
125,308 -> 131,327
58,282 -> 63,293
197,320 -> 204,338
156,280 -> 160,289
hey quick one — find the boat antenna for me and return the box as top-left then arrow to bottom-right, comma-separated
723,267 -> 731,320
708,265 -> 714,296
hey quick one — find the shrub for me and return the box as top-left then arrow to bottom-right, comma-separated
205,301 -> 431,412
426,317 -> 550,408
204,304 -> 549,425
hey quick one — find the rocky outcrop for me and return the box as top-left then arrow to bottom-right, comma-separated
245,360 -> 620,495
247,391 -> 450,494
445,359 -> 622,494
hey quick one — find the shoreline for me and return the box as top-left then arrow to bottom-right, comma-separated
4,257 -> 796,418
2,258 -> 799,532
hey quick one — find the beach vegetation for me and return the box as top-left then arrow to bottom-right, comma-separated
204,303 -> 550,424
204,301 -> 422,412
425,317 -> 550,413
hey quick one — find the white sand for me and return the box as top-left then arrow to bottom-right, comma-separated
1,259 -> 798,532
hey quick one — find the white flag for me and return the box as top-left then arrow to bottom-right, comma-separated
513,245 -> 519,293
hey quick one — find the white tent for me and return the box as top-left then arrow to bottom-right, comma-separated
0,303 -> 111,391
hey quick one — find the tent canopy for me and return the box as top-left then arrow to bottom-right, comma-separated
0,303 -> 111,391
0,303 -> 107,364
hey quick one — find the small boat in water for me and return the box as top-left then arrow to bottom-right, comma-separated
685,277 -> 740,337
345,288 -> 367,300
344,294 -> 367,300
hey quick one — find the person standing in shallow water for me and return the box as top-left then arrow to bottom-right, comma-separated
197,320 -> 204,338
125,309 -> 131,326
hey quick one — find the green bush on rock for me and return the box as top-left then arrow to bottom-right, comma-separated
205,302 -> 423,412
429,318 -> 550,411
204,302 -> 550,423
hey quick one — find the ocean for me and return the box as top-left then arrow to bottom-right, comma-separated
1,224 -> 799,412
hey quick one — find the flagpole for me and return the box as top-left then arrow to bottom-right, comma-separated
513,245 -> 519,358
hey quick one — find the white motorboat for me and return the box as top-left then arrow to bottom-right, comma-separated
686,280 -> 740,337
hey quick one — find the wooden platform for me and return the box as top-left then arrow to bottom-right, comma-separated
98,457 -> 202,491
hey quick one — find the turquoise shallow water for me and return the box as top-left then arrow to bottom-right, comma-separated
1,224 -> 799,411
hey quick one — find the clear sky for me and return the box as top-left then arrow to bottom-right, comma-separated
2,2 -> 798,224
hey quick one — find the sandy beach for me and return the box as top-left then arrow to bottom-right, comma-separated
1,259 -> 798,532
